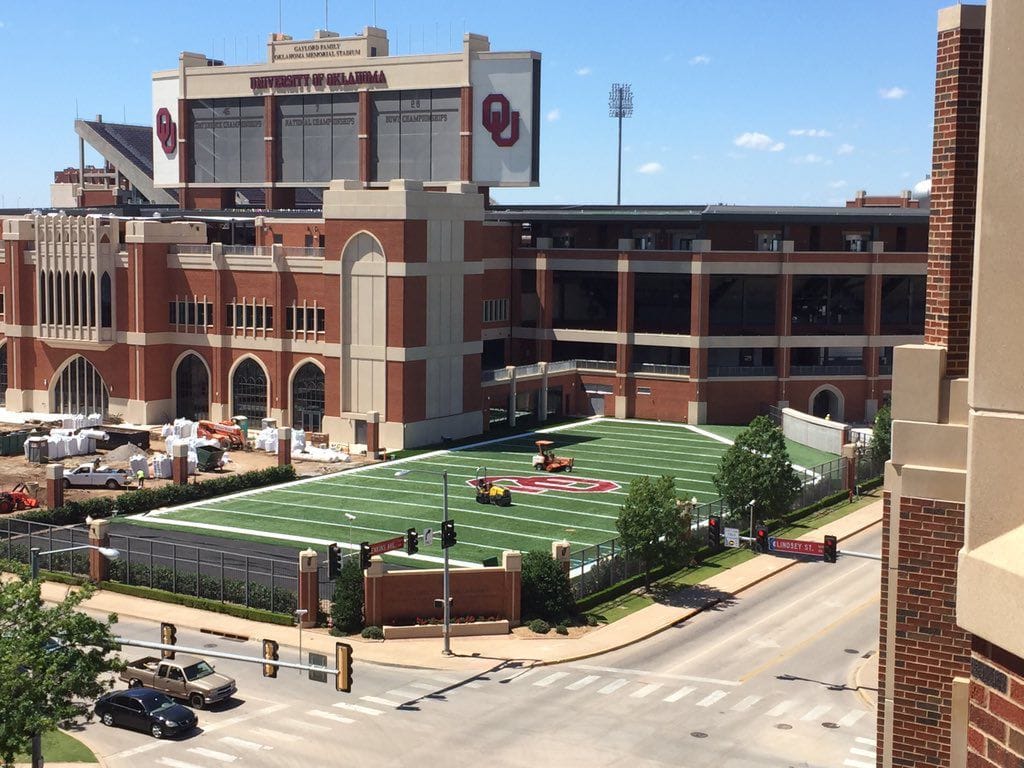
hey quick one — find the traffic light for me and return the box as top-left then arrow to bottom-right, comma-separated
441,519 -> 457,549
755,526 -> 769,553
262,639 -> 280,678
335,642 -> 353,693
406,528 -> 419,556
824,534 -> 838,564
160,622 -> 177,660
327,543 -> 342,580
707,516 -> 721,549
359,542 -> 371,571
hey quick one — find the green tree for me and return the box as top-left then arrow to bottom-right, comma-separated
330,558 -> 364,634
616,475 -> 683,591
870,403 -> 892,467
712,416 -> 802,523
521,550 -> 576,623
0,571 -> 121,768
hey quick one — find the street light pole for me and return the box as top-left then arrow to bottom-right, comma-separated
441,470 -> 451,657
294,609 -> 308,675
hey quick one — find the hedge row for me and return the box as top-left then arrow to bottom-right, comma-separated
98,581 -> 296,626
19,465 -> 297,526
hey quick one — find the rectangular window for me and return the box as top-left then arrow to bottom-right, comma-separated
245,305 -> 254,328
196,302 -> 205,327
286,309 -> 294,331
225,305 -> 234,328
169,302 -> 177,325
254,305 -> 264,329
186,301 -> 196,325
755,231 -> 782,252
177,302 -> 186,325
265,306 -> 273,329
305,307 -> 315,330
637,386 -> 652,395
235,304 -> 244,328
316,308 -> 325,332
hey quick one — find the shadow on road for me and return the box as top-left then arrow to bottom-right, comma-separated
775,671 -> 879,694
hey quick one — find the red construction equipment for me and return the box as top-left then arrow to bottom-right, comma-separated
196,420 -> 246,450
532,439 -> 574,472
0,484 -> 39,514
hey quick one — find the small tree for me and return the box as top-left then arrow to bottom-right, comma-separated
870,403 -> 892,467
713,416 -> 802,523
616,475 -> 682,591
330,558 -> 364,634
521,550 -> 576,623
0,572 -> 122,768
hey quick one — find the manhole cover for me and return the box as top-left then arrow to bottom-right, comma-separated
822,722 -> 839,729
844,648 -> 859,654
775,723 -> 793,730
690,732 -> 708,739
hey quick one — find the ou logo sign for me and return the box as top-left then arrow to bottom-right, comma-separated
481,93 -> 520,147
468,476 -> 620,495
155,107 -> 177,155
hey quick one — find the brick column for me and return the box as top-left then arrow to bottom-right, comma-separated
924,6 -> 985,377
88,518 -> 111,583
277,426 -> 292,466
297,549 -> 318,627
45,463 -> 64,509
537,268 -> 554,362
506,366 -> 517,427
177,98 -> 190,210
537,364 -> 549,423
460,85 -> 473,181
776,272 -> 793,407
358,91 -> 371,183
363,556 -> 386,628
364,412 -> 379,458
171,442 -> 189,485
551,540 -> 571,577
841,443 -> 857,495
502,551 -> 522,627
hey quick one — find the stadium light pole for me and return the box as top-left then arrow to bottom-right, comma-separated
30,544 -> 119,768
608,83 -> 633,205
394,467 -> 452,656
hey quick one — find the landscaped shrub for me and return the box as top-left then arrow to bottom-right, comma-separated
555,623 -> 568,635
521,550 -> 576,623
330,559 -> 364,634
361,626 -> 384,640
527,618 -> 551,635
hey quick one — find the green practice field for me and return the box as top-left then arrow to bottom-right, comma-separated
126,418 -> 832,567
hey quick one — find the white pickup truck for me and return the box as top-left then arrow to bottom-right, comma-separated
62,463 -> 131,490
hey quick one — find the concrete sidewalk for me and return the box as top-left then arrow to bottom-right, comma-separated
40,498 -> 883,673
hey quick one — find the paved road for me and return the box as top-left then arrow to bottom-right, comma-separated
77,524 -> 881,768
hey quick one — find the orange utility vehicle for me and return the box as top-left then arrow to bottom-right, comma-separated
196,420 -> 245,450
532,439 -> 574,472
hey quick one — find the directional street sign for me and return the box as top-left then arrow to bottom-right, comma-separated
423,527 -> 434,546
768,537 -> 825,556
369,536 -> 406,557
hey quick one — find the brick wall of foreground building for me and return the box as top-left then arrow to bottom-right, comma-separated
968,640 -> 1024,765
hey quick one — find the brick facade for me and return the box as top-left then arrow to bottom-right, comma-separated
968,638 -> 1024,766
877,493 -> 972,766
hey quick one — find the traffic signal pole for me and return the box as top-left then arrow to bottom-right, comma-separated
441,470 -> 452,657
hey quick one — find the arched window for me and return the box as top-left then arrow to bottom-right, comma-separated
39,271 -> 47,324
72,272 -> 80,326
231,358 -> 267,422
53,356 -> 108,417
292,363 -> 325,432
175,353 -> 210,421
55,272 -> 63,324
88,273 -> 96,326
100,272 -> 112,328
63,271 -> 71,325
47,271 -> 55,325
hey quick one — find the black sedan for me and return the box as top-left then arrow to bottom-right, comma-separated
94,688 -> 198,739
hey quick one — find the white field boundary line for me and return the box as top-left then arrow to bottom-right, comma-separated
435,446 -> 727,470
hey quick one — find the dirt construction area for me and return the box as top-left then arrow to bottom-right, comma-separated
0,423 -> 377,508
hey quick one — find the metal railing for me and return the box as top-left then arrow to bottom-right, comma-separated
281,246 -> 325,258
790,364 -> 866,376
633,363 -> 690,376
707,365 -> 776,377
576,359 -> 617,371
223,245 -> 272,257
170,244 -> 211,255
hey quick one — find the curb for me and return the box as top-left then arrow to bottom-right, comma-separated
853,648 -> 880,710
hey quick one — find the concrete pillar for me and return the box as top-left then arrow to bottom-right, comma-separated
88,518 -> 111,583
841,443 -> 858,496
46,463 -> 64,509
537,363 -> 549,423
365,411 -> 380,457
363,556 -> 386,628
276,426 -> 292,467
502,550 -> 522,627
506,365 -> 518,427
297,549 -> 318,627
171,442 -> 189,485
552,539 -> 571,577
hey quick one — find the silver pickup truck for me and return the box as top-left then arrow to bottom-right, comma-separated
120,655 -> 236,709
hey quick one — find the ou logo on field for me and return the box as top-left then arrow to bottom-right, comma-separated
481,93 -> 520,147
468,476 -> 620,495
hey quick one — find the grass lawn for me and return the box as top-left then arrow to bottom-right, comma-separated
697,424 -> 838,469
14,729 -> 97,763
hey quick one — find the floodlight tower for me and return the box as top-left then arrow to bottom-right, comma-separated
608,83 -> 634,205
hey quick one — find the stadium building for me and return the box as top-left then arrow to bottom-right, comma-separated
0,26 -> 928,450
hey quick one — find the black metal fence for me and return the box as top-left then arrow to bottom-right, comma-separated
0,518 -> 299,616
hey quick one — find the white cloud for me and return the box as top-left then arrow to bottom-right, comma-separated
879,86 -> 907,100
788,128 -> 832,137
828,180 -> 847,189
637,162 -> 664,175
0,21 -> 5,28
837,143 -> 855,155
793,153 -> 823,164
546,108 -> 561,122
734,132 -> 785,152
575,66 -> 591,76
689,54 -> 711,65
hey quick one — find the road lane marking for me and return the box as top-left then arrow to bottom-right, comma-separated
855,736 -> 877,746
764,700 -> 796,717
844,760 -> 873,768
359,696 -> 401,708
630,683 -> 663,698
730,695 -> 761,711
219,736 -> 271,751
800,704 -> 832,721
282,717 -> 329,732
248,727 -> 300,743
850,747 -> 875,757
598,679 -> 630,695
309,709 -> 355,724
534,672 -> 570,687
837,709 -> 867,727
573,664 -> 740,687
157,760 -> 204,768
663,686 -> 696,703
565,675 -> 601,691
386,688 -> 421,699
336,701 -> 385,716
696,690 -> 729,707
502,668 -> 540,684
187,747 -> 238,762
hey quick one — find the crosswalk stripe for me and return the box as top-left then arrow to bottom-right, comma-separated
360,696 -> 401,708
410,682 -> 441,691
504,668 -> 540,684
837,710 -> 867,728
855,736 -> 877,746
598,678 -> 629,695
219,736 -> 271,751
309,709 -> 355,724
696,690 -> 728,707
466,681 -> 483,689
386,689 -> 421,700
186,747 -> 238,762
765,700 -> 796,717
535,672 -> 571,687
630,683 -> 663,699
730,695 -> 761,712
249,727 -> 300,743
336,701 -> 385,716
843,760 -> 873,768
157,760 -> 204,768
565,675 -> 601,691
801,704 -> 832,721
663,686 -> 696,703
282,717 -> 330,732
850,747 -> 874,758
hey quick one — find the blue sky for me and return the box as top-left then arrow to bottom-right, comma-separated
0,1 -> 969,208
